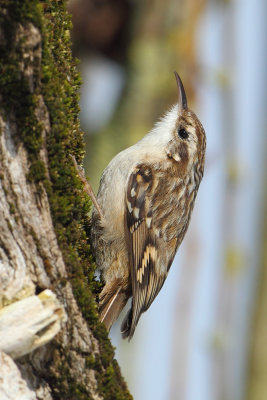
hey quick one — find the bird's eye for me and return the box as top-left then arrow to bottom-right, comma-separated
178,127 -> 189,140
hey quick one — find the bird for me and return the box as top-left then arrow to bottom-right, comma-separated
73,72 -> 206,340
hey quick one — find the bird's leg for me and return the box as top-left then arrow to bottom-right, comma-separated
70,155 -> 104,220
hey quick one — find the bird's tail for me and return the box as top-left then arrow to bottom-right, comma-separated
121,302 -> 142,340
121,307 -> 133,339
99,285 -> 128,332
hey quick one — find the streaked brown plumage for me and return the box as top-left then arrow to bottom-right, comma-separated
88,72 -> 206,339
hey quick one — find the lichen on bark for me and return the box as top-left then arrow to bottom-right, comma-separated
0,1 -> 132,399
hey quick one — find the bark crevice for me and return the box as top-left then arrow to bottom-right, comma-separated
0,1 -> 132,399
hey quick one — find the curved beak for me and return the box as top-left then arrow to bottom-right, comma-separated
174,71 -> 187,112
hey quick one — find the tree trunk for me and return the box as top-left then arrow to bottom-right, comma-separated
0,1 -> 132,399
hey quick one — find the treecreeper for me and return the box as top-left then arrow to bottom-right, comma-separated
73,72 -> 206,340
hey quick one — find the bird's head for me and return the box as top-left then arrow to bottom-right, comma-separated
166,72 -> 206,171
142,72 -> 206,175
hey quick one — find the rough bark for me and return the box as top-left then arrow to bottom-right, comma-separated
0,1 -> 132,399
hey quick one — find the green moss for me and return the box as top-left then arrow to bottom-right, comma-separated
27,160 -> 46,182
85,355 -> 96,369
0,0 -> 43,162
96,360 -> 132,400
0,1 -> 132,399
9,202 -> 16,215
7,219 -> 13,233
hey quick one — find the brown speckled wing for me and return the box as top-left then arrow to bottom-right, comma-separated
123,164 -> 165,338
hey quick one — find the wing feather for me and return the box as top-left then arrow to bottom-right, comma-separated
123,164 -> 166,338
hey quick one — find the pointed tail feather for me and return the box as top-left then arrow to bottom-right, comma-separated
121,308 -> 132,339
99,287 -> 127,332
121,303 -> 142,340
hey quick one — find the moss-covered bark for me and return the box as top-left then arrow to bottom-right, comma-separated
0,1 -> 132,399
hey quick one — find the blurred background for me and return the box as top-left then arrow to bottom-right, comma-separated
67,0 -> 267,399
